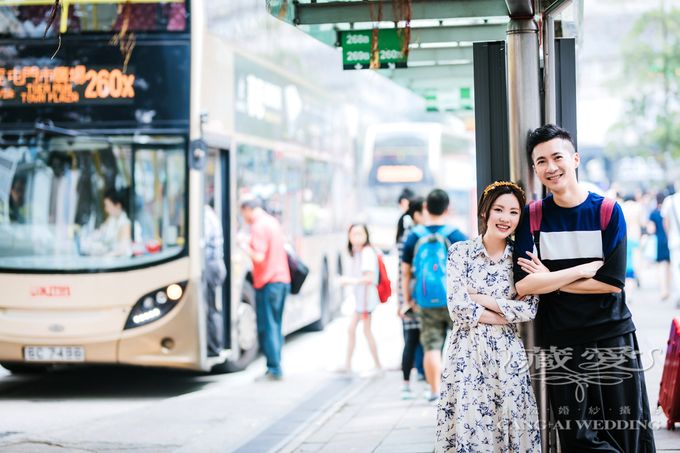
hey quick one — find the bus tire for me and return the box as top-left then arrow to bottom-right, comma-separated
304,260 -> 330,332
212,288 -> 259,373
1,362 -> 50,374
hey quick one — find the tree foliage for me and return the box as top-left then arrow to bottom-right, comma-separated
606,6 -> 680,162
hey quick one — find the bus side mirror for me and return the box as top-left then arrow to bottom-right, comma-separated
190,139 -> 207,170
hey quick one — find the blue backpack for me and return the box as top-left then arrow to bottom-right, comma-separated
411,225 -> 456,309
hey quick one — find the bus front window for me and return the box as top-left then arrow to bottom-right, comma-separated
0,135 -> 187,271
0,2 -> 187,38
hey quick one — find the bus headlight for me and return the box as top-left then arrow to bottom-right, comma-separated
124,281 -> 188,330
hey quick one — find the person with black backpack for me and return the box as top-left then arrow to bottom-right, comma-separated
401,189 -> 466,402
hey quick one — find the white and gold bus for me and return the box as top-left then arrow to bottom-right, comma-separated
0,0 -> 423,373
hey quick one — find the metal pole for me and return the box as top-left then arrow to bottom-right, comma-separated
506,16 -> 549,453
542,18 -> 557,452
543,15 -> 557,125
506,19 -> 541,199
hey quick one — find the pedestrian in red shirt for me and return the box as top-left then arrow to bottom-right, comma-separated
239,198 -> 291,381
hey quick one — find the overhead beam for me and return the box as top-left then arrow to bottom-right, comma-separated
381,64 -> 473,82
407,46 -> 474,63
390,77 -> 473,91
408,24 -> 506,44
295,0 -> 508,25
505,0 -> 534,17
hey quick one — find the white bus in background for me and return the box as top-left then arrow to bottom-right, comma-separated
362,121 -> 477,251
0,0 -> 424,374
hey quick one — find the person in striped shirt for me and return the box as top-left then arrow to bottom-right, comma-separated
513,124 -> 655,453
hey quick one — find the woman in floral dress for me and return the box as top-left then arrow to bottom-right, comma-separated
435,181 -> 541,452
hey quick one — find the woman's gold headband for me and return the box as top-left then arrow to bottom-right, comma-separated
482,181 -> 524,199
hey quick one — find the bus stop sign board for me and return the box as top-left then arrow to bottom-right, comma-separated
340,29 -> 408,70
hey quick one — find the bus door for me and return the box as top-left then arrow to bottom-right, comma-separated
203,148 -> 230,357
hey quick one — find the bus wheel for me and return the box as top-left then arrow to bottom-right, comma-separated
1,362 -> 50,374
305,261 -> 330,332
212,297 -> 259,373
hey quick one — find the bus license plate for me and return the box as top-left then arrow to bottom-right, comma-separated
23,346 -> 85,362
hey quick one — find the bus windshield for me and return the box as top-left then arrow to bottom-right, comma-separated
367,133 -> 433,207
0,134 -> 187,272
0,1 -> 187,37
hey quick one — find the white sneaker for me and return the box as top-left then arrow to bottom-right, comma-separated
401,387 -> 415,400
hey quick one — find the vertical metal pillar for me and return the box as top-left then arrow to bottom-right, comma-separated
555,38 -> 578,142
543,15 -> 557,125
506,19 -> 541,199
506,15 -> 548,453
473,41 -> 510,201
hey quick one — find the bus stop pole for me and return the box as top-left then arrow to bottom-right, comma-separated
506,15 -> 549,453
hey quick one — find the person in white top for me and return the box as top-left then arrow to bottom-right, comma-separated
661,182 -> 680,307
339,223 -> 382,373
81,189 -> 132,257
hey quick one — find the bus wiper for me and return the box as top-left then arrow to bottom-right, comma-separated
35,121 -> 83,137
34,121 -> 110,142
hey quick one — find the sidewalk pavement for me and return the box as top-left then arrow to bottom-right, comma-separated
284,264 -> 680,453
287,371 -> 435,453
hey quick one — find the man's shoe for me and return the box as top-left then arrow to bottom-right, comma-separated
255,372 -> 283,382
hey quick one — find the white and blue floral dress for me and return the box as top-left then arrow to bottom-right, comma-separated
435,236 -> 541,453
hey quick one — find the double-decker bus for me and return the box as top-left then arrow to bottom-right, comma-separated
0,0 -> 422,373
362,121 -> 477,249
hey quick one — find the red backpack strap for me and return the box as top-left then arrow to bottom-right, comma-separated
600,197 -> 616,231
529,200 -> 543,235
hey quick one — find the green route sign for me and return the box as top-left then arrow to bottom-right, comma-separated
340,29 -> 408,70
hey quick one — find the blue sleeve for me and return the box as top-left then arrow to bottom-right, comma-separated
594,202 -> 626,288
512,205 -> 534,283
401,230 -> 418,265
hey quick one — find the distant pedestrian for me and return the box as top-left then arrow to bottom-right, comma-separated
514,124 -> 655,452
647,193 -> 671,300
622,193 -> 644,290
398,195 -> 425,399
239,197 -> 291,381
204,202 -> 227,357
340,224 -> 382,373
662,182 -> 680,307
435,181 -> 540,452
396,188 -> 416,245
401,189 -> 467,401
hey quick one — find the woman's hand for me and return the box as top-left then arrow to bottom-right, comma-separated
518,251 -> 550,274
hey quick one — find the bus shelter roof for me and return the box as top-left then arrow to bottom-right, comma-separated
266,0 -> 573,112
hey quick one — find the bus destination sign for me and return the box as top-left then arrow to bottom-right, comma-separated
0,65 -> 135,105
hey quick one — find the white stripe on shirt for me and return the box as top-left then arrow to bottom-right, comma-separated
540,230 -> 603,260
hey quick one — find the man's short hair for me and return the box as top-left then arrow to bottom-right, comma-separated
426,189 -> 449,216
526,124 -> 576,162
239,195 -> 261,210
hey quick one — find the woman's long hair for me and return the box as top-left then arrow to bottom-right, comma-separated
347,223 -> 371,257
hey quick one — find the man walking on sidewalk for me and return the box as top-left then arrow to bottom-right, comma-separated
401,189 -> 466,401
662,182 -> 680,308
239,197 -> 291,381
514,124 -> 655,452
